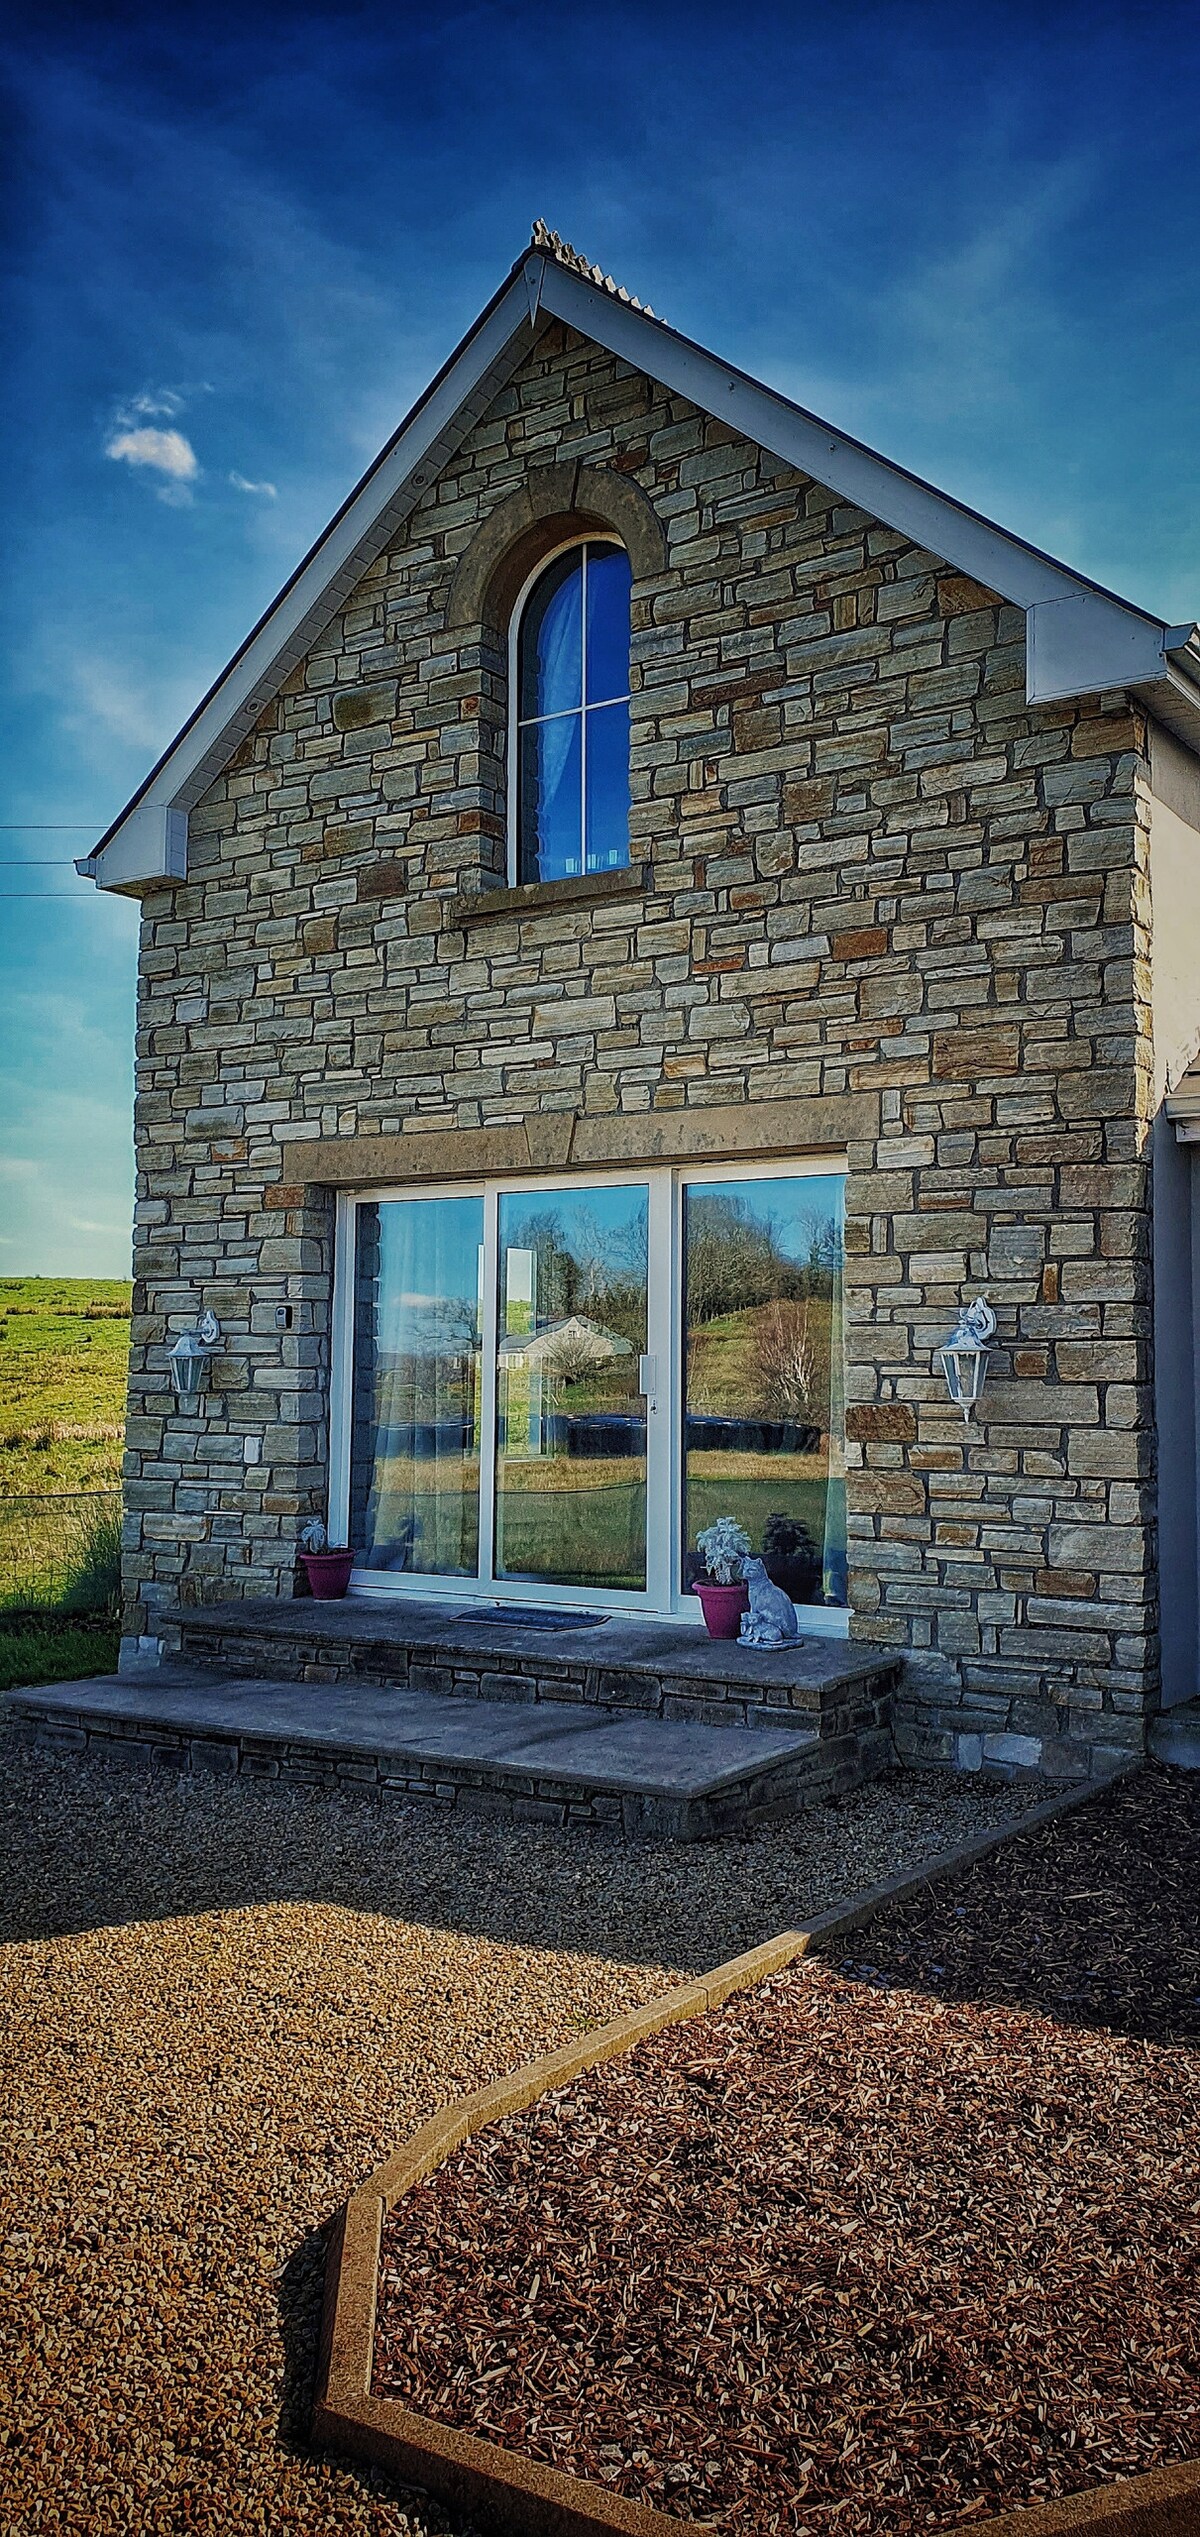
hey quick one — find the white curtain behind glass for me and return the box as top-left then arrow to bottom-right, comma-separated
357,1198 -> 482,1577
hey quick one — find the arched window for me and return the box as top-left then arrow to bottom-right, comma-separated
512,540 -> 632,885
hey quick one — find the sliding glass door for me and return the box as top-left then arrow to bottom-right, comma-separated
495,1183 -> 649,1591
334,1162 -> 846,1624
348,1195 -> 484,1577
681,1172 -> 846,1608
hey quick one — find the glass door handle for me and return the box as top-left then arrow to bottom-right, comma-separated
638,1353 -> 658,1410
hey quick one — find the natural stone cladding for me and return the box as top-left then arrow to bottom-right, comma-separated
123,315 -> 1156,1782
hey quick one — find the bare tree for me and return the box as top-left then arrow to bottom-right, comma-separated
756,1299 -> 817,1419
542,1326 -> 605,1387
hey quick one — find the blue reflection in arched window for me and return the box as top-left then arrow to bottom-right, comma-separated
515,542 -> 631,884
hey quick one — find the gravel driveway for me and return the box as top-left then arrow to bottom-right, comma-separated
0,1725 -> 1045,2534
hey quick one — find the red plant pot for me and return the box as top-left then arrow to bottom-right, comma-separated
695,1578 -> 749,1640
301,1548 -> 355,1601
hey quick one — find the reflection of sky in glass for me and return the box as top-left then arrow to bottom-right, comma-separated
693,1176 -> 843,1262
520,714 -> 581,880
585,546 -> 631,704
378,1196 -> 482,1348
585,699 -> 629,871
502,1182 -> 647,1264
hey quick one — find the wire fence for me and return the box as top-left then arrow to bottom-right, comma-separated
0,1489 -> 122,1614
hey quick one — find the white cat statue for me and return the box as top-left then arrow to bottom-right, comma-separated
738,1556 -> 800,1647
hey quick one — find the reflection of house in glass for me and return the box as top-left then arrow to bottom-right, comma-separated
499,1316 -> 634,1457
499,1315 -> 632,1373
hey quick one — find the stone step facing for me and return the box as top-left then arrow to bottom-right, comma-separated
10,1667 -> 863,1842
168,1595 -> 899,1744
1149,1701 -> 1200,1771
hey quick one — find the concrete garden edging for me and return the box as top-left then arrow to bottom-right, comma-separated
313,1765 -> 1198,2537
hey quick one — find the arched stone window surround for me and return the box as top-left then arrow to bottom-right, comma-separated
445,461 -> 666,635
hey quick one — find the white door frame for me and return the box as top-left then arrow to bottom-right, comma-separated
329,1156 -> 849,1636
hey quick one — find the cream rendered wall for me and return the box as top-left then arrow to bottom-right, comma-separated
1149,722 -> 1200,1709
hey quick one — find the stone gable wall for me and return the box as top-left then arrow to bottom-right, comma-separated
122,318 -> 1156,1777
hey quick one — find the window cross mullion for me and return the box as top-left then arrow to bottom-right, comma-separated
580,543 -> 589,877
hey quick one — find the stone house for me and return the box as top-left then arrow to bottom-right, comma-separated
81,224 -> 1200,1785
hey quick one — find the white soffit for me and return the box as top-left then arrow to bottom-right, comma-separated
83,245 -> 1200,894
1165,1064 -> 1200,1143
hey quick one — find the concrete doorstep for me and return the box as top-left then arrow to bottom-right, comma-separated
7,1665 -> 844,1840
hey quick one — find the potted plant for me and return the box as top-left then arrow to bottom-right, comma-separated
693,1518 -> 751,1639
761,1510 -> 821,1606
299,1518 -> 354,1600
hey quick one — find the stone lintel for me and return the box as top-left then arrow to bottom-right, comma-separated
277,1089 -> 878,1192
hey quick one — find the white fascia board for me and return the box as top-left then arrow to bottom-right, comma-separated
540,264 -> 1091,612
1026,593 -> 1167,703
76,803 -> 187,894
85,272 -> 534,893
1166,1073 -> 1200,1143
542,263 -> 1179,706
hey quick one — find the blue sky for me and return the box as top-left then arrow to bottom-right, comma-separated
4,0 -> 1200,1275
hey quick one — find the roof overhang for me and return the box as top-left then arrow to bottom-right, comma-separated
1166,1060 -> 1200,1144
80,242 -> 1199,896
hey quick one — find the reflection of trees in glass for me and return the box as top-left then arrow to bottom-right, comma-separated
685,1194 -> 840,1427
685,1195 -> 840,1325
756,1299 -> 818,1419
540,1325 -> 612,1386
374,1299 -> 478,1420
506,1203 -> 646,1350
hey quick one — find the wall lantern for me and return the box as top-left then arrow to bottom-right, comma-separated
936,1296 -> 996,1422
168,1309 -> 222,1413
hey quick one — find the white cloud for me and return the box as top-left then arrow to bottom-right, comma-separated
105,424 -> 199,482
117,388 -> 184,423
229,469 -> 277,499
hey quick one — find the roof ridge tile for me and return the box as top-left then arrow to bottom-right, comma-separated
529,219 -> 659,321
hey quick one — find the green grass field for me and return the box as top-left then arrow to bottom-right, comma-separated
0,1276 -> 130,1618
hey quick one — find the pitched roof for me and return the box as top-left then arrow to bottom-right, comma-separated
82,225 -> 1200,892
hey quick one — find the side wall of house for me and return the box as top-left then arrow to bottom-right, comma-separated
121,318 -> 1156,1776
1149,723 -> 1200,1712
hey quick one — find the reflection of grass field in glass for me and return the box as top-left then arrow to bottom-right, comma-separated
497,1455 -> 645,1589
687,1297 -> 835,1419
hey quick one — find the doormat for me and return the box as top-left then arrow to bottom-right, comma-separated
487,1608 -> 609,1632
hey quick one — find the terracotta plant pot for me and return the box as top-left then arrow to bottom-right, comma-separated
301,1548 -> 355,1600
695,1578 -> 750,1640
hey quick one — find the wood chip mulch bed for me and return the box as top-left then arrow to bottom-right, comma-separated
373,1765 -> 1200,2533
